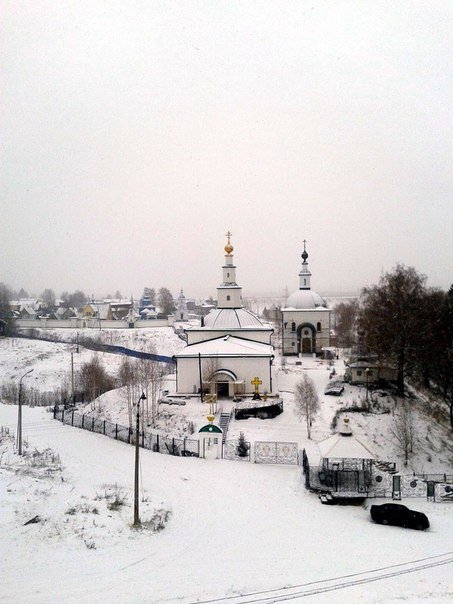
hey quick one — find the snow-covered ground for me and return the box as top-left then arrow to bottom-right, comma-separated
0,327 -> 185,393
1,329 -> 452,602
1,403 -> 452,604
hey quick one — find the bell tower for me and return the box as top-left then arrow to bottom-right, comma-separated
217,231 -> 243,309
299,240 -> 312,290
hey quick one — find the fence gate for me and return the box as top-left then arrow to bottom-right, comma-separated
254,441 -> 299,465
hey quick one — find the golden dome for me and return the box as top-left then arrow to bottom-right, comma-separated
224,230 -> 233,254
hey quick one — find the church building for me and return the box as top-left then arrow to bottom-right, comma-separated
173,233 -> 274,397
281,242 -> 331,356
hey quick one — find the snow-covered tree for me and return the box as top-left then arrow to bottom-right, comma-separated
390,400 -> 415,466
294,374 -> 320,439
236,432 -> 250,458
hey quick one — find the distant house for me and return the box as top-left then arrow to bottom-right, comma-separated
18,306 -> 37,320
81,303 -> 113,321
56,307 -> 76,320
346,360 -> 397,385
344,329 -> 397,385
10,298 -> 44,313
110,299 -> 133,320
140,307 -> 158,319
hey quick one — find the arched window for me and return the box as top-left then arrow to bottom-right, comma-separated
317,322 -> 321,332
227,272 -> 230,278
291,322 -> 296,332
226,295 -> 230,301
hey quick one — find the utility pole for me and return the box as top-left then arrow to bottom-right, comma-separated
71,352 -> 74,405
134,392 -> 147,527
198,352 -> 204,404
18,369 -> 34,455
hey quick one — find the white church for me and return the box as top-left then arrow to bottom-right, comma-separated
173,233 -> 275,397
281,242 -> 331,356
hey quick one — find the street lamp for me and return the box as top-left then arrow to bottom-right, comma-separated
17,369 -> 34,455
365,367 -> 370,404
134,392 -> 147,527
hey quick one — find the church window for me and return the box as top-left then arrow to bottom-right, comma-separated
227,272 -> 230,277
291,322 -> 296,332
357,370 -> 362,377
304,279 -> 306,285
317,322 -> 321,332
226,295 -> 230,301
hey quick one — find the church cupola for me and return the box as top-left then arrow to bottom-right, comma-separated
299,240 -> 312,290
175,288 -> 188,321
217,231 -> 243,308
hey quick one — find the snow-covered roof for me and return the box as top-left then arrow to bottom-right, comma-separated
202,308 -> 265,329
318,432 -> 376,460
174,335 -> 273,358
283,289 -> 328,310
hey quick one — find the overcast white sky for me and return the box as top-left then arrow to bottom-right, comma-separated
1,1 -> 452,300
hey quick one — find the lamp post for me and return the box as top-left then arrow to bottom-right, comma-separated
133,392 -> 147,527
18,369 -> 34,455
365,367 -> 370,404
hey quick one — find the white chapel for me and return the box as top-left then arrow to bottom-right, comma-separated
281,242 -> 331,356
173,233 -> 274,397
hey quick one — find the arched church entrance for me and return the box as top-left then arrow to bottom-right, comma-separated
211,369 -> 237,398
297,323 -> 316,354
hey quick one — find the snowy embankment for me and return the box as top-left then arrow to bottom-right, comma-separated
1,404 -> 452,604
0,327 -> 185,393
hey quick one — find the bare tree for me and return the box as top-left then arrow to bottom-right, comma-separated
332,299 -> 359,349
41,288 -> 56,309
294,374 -> 320,439
201,357 -> 219,396
78,354 -> 115,410
118,356 -> 136,427
157,287 -> 174,316
136,357 -> 169,427
390,400 -> 415,466
360,265 -> 426,396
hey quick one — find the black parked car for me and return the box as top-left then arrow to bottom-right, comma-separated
370,503 -> 429,530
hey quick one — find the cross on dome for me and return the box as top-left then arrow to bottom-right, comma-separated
301,240 -> 309,262
224,230 -> 234,254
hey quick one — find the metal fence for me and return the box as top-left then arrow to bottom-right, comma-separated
224,439 -> 251,461
254,441 -> 299,465
54,407 -> 199,457
304,466 -> 370,494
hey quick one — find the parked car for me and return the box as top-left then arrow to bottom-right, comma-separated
370,503 -> 429,530
324,382 -> 345,396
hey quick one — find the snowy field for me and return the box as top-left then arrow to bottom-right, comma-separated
1,328 -> 452,602
1,403 -> 452,604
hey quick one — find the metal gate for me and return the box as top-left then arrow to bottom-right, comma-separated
254,441 -> 299,465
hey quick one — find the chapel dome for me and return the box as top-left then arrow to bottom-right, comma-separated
203,307 -> 264,329
284,289 -> 327,310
